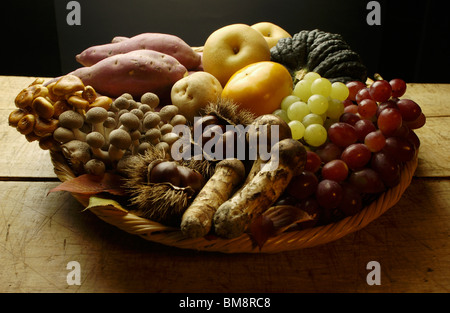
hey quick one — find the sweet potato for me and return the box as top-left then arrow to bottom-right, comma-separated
76,33 -> 201,70
70,49 -> 187,99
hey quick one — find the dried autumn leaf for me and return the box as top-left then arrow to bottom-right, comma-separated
48,173 -> 127,196
85,196 -> 128,216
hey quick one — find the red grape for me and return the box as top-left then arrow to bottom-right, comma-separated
396,99 -> 422,122
371,151 -> 401,187
377,108 -> 403,136
287,171 -> 319,200
389,78 -> 407,98
369,80 -> 392,102
346,81 -> 366,101
337,184 -> 363,216
339,112 -> 360,126
316,179 -> 343,209
405,130 -> 421,149
344,104 -> 359,114
328,122 -> 358,147
358,98 -> 378,119
364,130 -> 386,152
356,87 -> 372,104
321,159 -> 349,182
305,150 -> 322,173
405,112 -> 426,129
384,136 -> 416,162
354,119 -> 376,142
340,143 -> 372,170
316,142 -> 343,163
376,99 -> 398,117
349,168 -> 385,194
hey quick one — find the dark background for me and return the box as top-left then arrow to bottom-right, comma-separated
2,0 -> 449,83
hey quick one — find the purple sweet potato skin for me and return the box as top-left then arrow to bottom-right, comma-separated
71,49 -> 187,99
76,33 -> 201,70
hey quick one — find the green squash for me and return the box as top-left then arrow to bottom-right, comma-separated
270,29 -> 367,84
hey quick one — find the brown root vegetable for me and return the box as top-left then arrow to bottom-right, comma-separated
70,49 -> 187,99
180,158 -> 246,238
76,32 -> 201,70
213,138 -> 307,238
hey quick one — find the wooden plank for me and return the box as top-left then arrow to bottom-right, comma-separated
414,116 -> 450,177
1,179 -> 449,292
0,76 -> 57,179
403,83 -> 450,117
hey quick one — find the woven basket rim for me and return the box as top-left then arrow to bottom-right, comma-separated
50,150 -> 418,253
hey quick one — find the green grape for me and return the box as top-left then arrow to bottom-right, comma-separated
288,120 -> 305,140
327,98 -> 345,119
311,78 -> 332,97
293,80 -> 312,102
287,101 -> 310,121
304,124 -> 328,147
330,82 -> 350,101
280,95 -> 300,111
307,94 -> 328,115
302,113 -> 324,127
303,72 -> 321,83
273,109 -> 290,123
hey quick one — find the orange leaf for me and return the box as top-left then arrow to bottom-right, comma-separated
49,173 -> 127,196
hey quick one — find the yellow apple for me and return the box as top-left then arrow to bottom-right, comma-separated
202,24 -> 271,86
251,22 -> 292,49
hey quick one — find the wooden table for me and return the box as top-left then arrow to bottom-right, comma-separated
1,75 -> 449,294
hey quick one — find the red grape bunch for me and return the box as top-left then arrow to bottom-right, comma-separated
284,77 -> 426,227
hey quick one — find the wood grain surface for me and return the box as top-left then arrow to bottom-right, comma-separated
0,76 -> 449,293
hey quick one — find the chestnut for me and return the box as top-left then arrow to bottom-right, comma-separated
149,161 -> 181,186
177,166 -> 205,192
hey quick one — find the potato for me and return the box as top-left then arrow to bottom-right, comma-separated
70,49 -> 187,99
171,72 -> 223,123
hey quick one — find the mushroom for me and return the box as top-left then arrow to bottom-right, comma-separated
53,127 -> 76,144
85,107 -> 108,139
86,131 -> 109,161
140,92 -> 159,110
84,159 -> 106,176
61,140 -> 91,173
158,105 -> 179,123
32,96 -> 54,120
119,112 -> 140,132
142,112 -> 161,131
52,74 -> 85,97
58,110 -> 87,141
89,96 -> 113,110
17,114 -> 36,135
108,128 -> 132,162
8,109 -> 27,127
33,117 -> 59,137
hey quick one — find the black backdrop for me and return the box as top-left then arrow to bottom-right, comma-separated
3,0 -> 449,83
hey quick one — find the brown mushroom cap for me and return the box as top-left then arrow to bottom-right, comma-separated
59,110 -> 84,129
86,131 -> 106,149
86,107 -> 108,125
53,127 -> 75,143
119,112 -> 140,131
109,128 -> 132,150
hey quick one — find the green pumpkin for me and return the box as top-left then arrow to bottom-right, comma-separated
270,29 -> 367,84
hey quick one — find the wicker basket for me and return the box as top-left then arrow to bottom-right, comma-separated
50,149 -> 418,253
